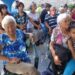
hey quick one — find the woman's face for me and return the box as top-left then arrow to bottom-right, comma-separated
1,7 -> 7,15
31,4 -> 36,12
5,22 -> 16,38
60,17 -> 71,30
70,28 -> 75,40
18,4 -> 24,12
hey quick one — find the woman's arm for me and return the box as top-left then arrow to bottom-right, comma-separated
16,24 -> 26,29
0,55 -> 9,61
0,55 -> 20,64
50,28 -> 61,65
0,44 -> 9,61
50,41 -> 56,58
0,45 -> 19,63
50,41 -> 61,65
50,28 -> 56,57
29,17 -> 40,29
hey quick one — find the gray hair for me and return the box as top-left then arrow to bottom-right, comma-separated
1,15 -> 16,29
58,7 -> 65,13
57,13 -> 71,24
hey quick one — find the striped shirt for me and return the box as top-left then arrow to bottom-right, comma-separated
45,14 -> 58,29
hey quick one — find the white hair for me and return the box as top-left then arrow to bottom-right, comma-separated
57,13 -> 70,24
1,15 -> 16,29
58,7 -> 64,13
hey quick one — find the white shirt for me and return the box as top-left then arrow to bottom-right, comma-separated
27,12 -> 39,29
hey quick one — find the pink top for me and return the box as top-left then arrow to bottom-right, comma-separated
51,26 -> 69,47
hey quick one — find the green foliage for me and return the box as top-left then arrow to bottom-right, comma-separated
68,4 -> 75,9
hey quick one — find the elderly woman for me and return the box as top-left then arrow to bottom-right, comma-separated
0,15 -> 29,62
63,21 -> 75,75
0,15 -> 32,74
50,13 -> 71,75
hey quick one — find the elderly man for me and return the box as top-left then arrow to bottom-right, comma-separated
45,6 -> 58,35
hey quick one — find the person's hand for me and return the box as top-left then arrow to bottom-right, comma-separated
37,25 -> 41,30
29,33 -> 33,40
8,58 -> 21,64
54,55 -> 61,65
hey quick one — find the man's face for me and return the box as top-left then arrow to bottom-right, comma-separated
50,7 -> 56,16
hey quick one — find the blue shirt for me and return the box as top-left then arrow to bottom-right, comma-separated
0,29 -> 30,64
63,59 -> 75,75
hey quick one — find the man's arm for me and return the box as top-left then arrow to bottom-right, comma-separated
45,22 -> 52,34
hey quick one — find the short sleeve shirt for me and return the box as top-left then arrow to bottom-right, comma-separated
14,12 -> 29,25
27,12 -> 39,29
45,14 -> 58,29
0,29 -> 30,64
51,26 -> 69,47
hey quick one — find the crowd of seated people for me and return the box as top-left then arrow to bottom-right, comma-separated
0,1 -> 75,75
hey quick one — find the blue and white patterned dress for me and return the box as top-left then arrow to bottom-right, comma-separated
14,12 -> 28,25
0,29 -> 30,64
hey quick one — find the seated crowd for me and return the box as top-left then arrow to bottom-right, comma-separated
0,1 -> 75,75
